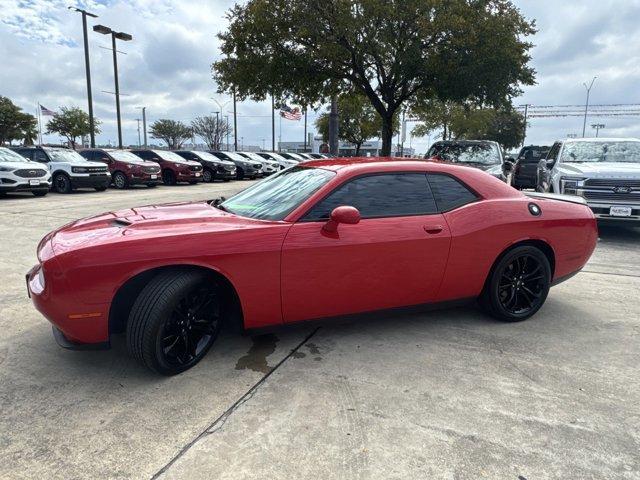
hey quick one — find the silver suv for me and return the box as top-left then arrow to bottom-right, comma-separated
537,138 -> 640,221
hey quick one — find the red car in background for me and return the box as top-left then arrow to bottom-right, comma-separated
27,158 -> 597,375
129,149 -> 203,185
79,149 -> 162,189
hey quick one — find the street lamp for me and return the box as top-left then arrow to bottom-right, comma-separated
591,124 -> 605,137
135,106 -> 147,146
582,77 -> 597,138
212,98 -> 231,150
93,24 -> 132,148
68,7 -> 98,148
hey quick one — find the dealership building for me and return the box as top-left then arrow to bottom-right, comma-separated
279,136 -> 416,157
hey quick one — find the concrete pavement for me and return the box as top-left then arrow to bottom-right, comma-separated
0,183 -> 638,479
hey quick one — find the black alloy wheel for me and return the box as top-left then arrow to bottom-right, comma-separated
481,246 -> 550,322
113,171 -> 128,189
127,270 -> 222,375
202,168 -> 214,183
53,173 -> 72,193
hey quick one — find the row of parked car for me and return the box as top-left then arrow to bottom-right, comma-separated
425,137 -> 640,222
0,146 -> 330,196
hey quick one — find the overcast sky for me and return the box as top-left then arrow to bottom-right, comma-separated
2,0 -> 640,153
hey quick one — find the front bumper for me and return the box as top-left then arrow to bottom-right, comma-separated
177,170 -> 203,182
0,179 -> 51,192
129,171 -> 162,185
216,168 -> 237,180
52,326 -> 110,350
70,173 -> 111,189
589,204 -> 640,222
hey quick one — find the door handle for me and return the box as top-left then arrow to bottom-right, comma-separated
423,225 -> 443,234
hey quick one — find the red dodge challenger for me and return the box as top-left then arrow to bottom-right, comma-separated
26,158 -> 598,375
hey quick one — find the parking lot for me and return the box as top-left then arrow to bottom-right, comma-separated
1,184 -> 639,480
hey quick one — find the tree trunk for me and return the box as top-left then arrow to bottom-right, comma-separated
329,95 -> 339,155
380,114 -> 394,157
355,142 -> 362,156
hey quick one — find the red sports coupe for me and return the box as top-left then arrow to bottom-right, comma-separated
27,158 -> 598,374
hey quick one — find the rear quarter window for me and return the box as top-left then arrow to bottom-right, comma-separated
427,174 -> 478,212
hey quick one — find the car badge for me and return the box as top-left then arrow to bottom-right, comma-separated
613,186 -> 632,194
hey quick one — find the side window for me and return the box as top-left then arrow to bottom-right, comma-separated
547,142 -> 561,161
303,173 -> 437,221
132,151 -> 149,160
427,174 -> 478,212
34,150 -> 48,162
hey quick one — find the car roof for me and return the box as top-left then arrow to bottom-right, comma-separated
430,140 -> 497,146
561,137 -> 640,143
300,156 -> 473,173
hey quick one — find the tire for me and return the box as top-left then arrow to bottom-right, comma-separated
236,167 -> 245,180
479,245 -> 551,322
127,270 -> 222,375
53,173 -> 72,194
162,169 -> 177,186
202,168 -> 214,183
147,183 -> 157,188
113,171 -> 129,189
95,186 -> 107,192
32,190 -> 48,197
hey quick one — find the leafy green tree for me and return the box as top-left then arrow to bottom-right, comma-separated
46,106 -> 100,149
149,119 -> 192,149
0,96 -> 38,145
315,93 -> 385,155
214,0 -> 535,156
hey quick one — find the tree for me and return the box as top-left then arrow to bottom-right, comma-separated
412,100 -> 525,149
316,92 -> 399,155
191,116 -> 232,150
149,119 -> 192,149
0,96 -> 38,146
214,0 -> 535,156
46,107 -> 100,149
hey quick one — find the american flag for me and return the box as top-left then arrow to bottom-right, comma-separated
279,105 -> 302,121
40,105 -> 56,116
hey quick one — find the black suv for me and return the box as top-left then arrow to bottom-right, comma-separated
512,145 -> 550,189
174,151 -> 236,182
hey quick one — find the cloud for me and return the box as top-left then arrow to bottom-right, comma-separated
1,0 -> 639,151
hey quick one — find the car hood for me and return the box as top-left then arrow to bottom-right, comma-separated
557,162 -> 640,178
47,201 -> 274,255
0,160 -> 49,171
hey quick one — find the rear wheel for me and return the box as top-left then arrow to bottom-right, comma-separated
113,171 -> 128,189
480,246 -> 551,322
127,270 -> 222,375
162,169 -> 176,186
53,173 -> 72,194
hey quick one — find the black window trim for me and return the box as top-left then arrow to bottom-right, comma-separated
425,172 -> 481,213
298,171 -> 440,223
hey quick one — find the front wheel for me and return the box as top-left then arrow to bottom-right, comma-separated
53,173 -> 72,194
202,168 -> 214,183
162,169 -> 177,186
480,246 -> 551,322
126,270 -> 222,375
113,171 -> 128,189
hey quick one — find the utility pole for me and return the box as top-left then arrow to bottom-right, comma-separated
271,95 -> 276,151
582,77 -> 597,138
233,90 -> 238,151
69,7 -> 98,148
303,108 -> 307,152
136,118 -> 141,146
93,25 -> 132,149
226,115 -> 230,151
142,107 -> 147,146
329,95 -> 339,155
521,104 -> 529,147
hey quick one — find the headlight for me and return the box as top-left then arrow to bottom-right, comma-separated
72,166 -> 88,173
560,176 -> 584,195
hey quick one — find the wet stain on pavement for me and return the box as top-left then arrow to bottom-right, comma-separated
291,351 -> 306,359
235,334 -> 279,373
306,343 -> 320,355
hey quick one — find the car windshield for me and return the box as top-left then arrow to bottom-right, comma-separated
428,143 -> 501,165
560,141 -> 640,163
223,152 -> 249,162
110,151 -> 144,163
45,148 -> 87,162
220,166 -> 335,220
155,150 -> 188,162
0,148 -> 28,162
193,151 -> 224,162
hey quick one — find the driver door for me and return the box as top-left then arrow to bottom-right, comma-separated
281,173 -> 451,323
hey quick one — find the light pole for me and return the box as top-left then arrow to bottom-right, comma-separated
582,77 -> 597,138
93,24 -> 132,148
212,98 -> 231,150
591,123 -> 605,137
69,7 -> 98,148
136,107 -> 147,146
136,118 -> 141,146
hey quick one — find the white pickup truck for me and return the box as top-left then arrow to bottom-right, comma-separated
537,138 -> 640,222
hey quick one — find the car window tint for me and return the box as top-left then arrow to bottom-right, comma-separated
304,173 -> 437,220
547,143 -> 561,161
427,174 -> 477,212
34,150 -> 48,162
